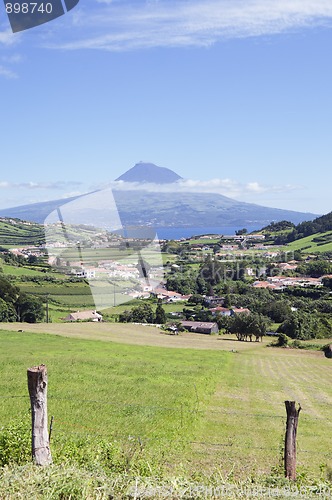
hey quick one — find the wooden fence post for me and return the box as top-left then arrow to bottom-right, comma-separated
284,400 -> 301,480
27,364 -> 52,465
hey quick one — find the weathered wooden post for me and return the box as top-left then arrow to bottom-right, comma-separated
284,400 -> 301,480
27,364 -> 52,465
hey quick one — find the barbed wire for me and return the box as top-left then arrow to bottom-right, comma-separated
0,395 -> 27,399
43,421 -> 332,458
1,404 -> 331,459
0,394 -> 331,423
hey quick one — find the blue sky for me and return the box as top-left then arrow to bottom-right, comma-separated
0,0 -> 332,215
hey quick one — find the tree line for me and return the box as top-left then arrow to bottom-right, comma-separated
0,275 -> 44,323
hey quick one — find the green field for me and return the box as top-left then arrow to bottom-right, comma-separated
0,219 -> 45,247
0,325 -> 331,497
1,263 -> 56,277
285,232 -> 332,253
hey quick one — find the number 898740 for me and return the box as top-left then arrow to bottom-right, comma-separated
5,2 -> 53,14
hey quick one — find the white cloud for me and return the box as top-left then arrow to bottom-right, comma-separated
0,65 -> 18,79
0,180 -> 82,190
0,30 -> 19,46
48,0 -> 332,51
101,177 -> 302,201
1,54 -> 23,63
0,53 -> 23,79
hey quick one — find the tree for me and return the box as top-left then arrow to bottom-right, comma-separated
263,300 -> 292,323
322,277 -> 332,290
228,312 -> 270,341
235,228 -> 248,235
0,298 -> 16,322
27,255 -> 38,265
155,300 -> 166,324
196,275 -> 208,295
166,271 -> 197,295
15,293 -> 44,323
188,294 -> 205,306
223,294 -> 231,308
277,311 -> 324,340
0,276 -> 19,305
119,303 -> 155,323
199,256 -> 226,287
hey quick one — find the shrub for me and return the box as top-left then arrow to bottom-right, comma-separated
276,333 -> 289,347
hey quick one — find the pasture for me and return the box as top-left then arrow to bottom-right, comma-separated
285,231 -> 332,253
0,323 -> 331,487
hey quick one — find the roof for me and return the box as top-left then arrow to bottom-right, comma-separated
64,310 -> 102,321
181,321 -> 218,330
209,306 -> 231,313
181,321 -> 219,333
231,307 -> 250,314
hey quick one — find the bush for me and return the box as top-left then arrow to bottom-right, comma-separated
276,333 -> 289,347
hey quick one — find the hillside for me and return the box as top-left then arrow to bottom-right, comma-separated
0,190 -> 318,228
261,212 -> 332,251
285,231 -> 332,253
0,218 -> 111,249
0,218 -> 45,247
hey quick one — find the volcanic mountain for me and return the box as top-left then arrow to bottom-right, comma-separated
115,162 -> 182,183
0,162 -> 319,227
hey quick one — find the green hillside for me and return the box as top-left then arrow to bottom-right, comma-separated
0,218 -> 45,247
0,218 -> 116,249
285,231 -> 332,253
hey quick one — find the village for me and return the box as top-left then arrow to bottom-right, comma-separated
4,224 -> 331,342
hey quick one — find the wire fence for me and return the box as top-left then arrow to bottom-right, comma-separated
1,393 -> 331,461
1,393 -> 331,422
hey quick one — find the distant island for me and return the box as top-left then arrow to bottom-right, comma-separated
0,162 -> 319,231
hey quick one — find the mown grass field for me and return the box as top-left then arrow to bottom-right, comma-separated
0,324 -> 331,487
285,231 -> 332,253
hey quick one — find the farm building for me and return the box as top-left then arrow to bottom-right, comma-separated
180,321 -> 219,334
64,310 -> 103,322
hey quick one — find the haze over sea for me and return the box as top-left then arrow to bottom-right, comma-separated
155,226 -> 261,240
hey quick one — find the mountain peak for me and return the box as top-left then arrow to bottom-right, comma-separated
115,162 -> 183,184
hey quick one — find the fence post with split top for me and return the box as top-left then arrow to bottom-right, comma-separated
27,364 -> 52,465
284,400 -> 301,480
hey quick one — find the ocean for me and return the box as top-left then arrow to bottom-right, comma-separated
154,226 -> 262,240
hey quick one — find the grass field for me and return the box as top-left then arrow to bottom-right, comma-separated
1,264 -> 57,277
285,232 -> 332,253
0,220 -> 44,247
0,323 -> 331,488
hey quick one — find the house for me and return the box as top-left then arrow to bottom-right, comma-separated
64,310 -> 103,322
266,276 -> 322,288
180,321 -> 219,334
246,234 -> 265,240
230,307 -> 250,315
277,262 -> 298,271
153,288 -> 189,302
252,281 -> 279,290
245,267 -> 255,276
204,296 -> 225,307
209,306 -> 232,316
72,268 -> 96,279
